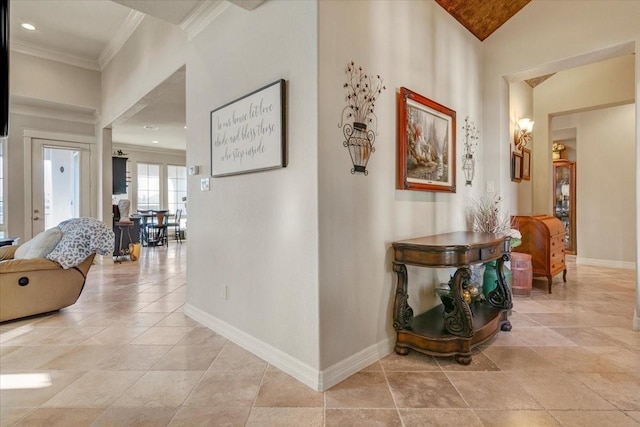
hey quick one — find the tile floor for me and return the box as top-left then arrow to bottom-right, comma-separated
1,245 -> 640,426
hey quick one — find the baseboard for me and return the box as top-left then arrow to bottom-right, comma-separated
184,303 -> 320,390
319,336 -> 394,391
184,303 -> 394,391
576,257 -> 636,270
634,309 -> 640,331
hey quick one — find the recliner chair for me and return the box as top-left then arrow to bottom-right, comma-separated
0,217 -> 114,322
0,248 -> 95,322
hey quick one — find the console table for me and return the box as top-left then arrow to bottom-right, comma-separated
392,231 -> 513,364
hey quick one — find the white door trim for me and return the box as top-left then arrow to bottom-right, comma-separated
23,130 -> 96,239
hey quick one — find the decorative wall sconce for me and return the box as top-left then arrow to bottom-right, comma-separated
514,118 -> 534,150
338,61 -> 385,176
461,116 -> 478,186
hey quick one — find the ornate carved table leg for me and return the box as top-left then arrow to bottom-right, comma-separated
454,354 -> 472,365
487,254 -> 513,331
392,263 -> 413,355
443,267 -> 474,338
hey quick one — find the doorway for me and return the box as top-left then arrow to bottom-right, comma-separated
31,139 -> 91,235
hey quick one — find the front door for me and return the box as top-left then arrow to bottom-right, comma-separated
31,139 -> 91,235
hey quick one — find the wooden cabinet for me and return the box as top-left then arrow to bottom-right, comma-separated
553,160 -> 576,254
112,157 -> 128,195
392,232 -> 512,365
512,215 -> 566,293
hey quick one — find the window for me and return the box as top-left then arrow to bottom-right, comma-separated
137,163 -> 160,211
167,165 -> 187,226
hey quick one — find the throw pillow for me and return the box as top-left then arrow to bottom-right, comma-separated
14,227 -> 63,259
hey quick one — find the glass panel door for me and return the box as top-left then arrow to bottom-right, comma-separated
32,139 -> 91,235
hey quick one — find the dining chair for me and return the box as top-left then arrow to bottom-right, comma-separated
165,209 -> 183,243
147,210 -> 169,246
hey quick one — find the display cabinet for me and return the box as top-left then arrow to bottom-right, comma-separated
553,159 -> 576,254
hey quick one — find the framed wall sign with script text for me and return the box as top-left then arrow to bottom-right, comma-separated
210,79 -> 287,177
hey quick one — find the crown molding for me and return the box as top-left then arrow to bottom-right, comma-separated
99,10 -> 146,71
113,141 -> 186,156
228,0 -> 264,11
10,40 -> 100,71
10,96 -> 99,124
180,0 -> 230,40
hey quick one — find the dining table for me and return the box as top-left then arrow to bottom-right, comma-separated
132,210 -> 169,246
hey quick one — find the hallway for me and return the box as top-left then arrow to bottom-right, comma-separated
1,245 -> 639,426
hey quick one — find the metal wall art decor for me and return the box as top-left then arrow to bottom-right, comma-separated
397,87 -> 456,192
338,61 -> 385,176
461,116 -> 478,187
210,79 -> 286,177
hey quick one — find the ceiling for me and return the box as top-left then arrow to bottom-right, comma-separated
434,0 -> 531,41
9,0 -> 530,151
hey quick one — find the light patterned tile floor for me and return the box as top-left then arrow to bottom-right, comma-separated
1,246 -> 639,426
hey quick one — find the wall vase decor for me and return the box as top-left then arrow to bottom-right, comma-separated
461,116 -> 478,186
338,61 -> 385,176
462,154 -> 475,186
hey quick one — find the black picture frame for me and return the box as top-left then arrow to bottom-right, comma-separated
210,79 -> 287,177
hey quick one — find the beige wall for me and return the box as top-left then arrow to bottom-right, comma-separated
553,105 -> 636,266
112,143 -> 186,210
99,15 -> 187,225
100,16 -> 187,127
7,51 -> 100,240
185,0 -> 321,379
509,81 -> 533,215
6,113 -> 95,240
318,0 -> 483,372
483,0 -> 640,329
532,55 -> 635,265
10,51 -> 101,109
532,55 -> 635,216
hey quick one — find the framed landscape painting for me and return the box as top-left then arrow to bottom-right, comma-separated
397,87 -> 456,192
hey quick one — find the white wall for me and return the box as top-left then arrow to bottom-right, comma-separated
185,0 -> 321,377
552,105 -> 636,266
318,0 -> 483,371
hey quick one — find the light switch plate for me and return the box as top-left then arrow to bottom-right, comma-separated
188,165 -> 199,175
200,177 -> 210,191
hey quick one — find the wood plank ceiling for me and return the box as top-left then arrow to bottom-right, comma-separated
435,0 -> 531,41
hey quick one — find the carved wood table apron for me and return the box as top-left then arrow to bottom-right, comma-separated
392,231 -> 513,365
